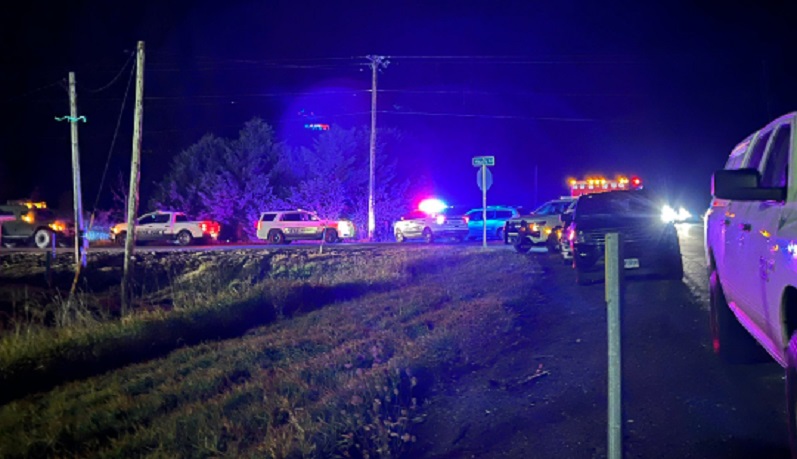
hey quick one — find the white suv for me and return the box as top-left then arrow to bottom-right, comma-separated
256,210 -> 355,244
504,197 -> 575,253
705,111 -> 797,445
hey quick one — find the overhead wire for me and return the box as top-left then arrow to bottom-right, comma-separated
78,51 -> 136,93
88,60 -> 136,229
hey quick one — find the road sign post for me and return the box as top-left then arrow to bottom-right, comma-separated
473,156 -> 495,248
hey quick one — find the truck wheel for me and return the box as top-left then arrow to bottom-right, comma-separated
422,228 -> 434,244
546,233 -> 559,253
709,268 -> 766,363
268,230 -> 286,244
395,230 -> 406,243
662,252 -> 684,280
786,332 -> 797,454
514,239 -> 532,253
33,228 -> 53,249
176,230 -> 193,246
576,268 -> 599,286
324,229 -> 338,243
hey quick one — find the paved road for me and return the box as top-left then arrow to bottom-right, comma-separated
409,222 -> 792,458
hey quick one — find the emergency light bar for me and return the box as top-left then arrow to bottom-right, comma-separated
567,176 -> 642,197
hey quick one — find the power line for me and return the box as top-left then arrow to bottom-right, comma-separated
376,109 -> 599,122
79,51 -> 136,93
4,80 -> 64,103
89,61 -> 136,226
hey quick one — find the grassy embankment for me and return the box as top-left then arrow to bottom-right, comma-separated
0,246 -> 542,458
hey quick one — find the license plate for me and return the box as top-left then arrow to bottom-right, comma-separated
624,258 -> 640,269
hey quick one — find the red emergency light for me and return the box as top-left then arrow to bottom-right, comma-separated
567,175 -> 643,197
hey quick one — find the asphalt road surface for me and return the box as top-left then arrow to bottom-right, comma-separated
407,222 -> 791,459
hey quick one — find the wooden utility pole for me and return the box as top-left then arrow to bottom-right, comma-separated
68,72 -> 87,268
122,41 -> 145,311
367,55 -> 388,241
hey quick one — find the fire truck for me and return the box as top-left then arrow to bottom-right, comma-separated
568,175 -> 643,197
505,175 -> 643,253
568,175 -> 642,198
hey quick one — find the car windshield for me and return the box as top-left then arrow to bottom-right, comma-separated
576,191 -> 657,217
533,201 -> 570,216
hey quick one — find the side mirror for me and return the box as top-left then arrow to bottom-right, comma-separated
712,168 -> 786,201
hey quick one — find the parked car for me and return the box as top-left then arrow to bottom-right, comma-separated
393,207 -> 468,243
464,205 -> 519,241
0,201 -> 73,248
559,198 -> 578,264
568,189 -> 682,285
256,209 -> 355,244
111,211 -> 220,246
704,112 -> 797,450
505,197 -> 575,253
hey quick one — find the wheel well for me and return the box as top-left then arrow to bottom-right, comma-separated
782,286 -> 797,344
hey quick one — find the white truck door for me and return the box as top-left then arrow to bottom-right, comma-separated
722,127 -> 775,332
756,121 -> 793,350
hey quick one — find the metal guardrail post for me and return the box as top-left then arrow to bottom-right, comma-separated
605,232 -> 623,459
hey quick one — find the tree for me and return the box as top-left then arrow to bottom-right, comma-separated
284,125 -> 413,240
150,119 -> 287,240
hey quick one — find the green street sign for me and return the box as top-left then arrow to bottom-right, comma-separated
472,156 -> 495,167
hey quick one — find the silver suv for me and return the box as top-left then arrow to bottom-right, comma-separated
705,111 -> 797,447
255,210 -> 355,244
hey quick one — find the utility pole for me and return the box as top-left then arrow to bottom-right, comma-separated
68,72 -> 87,268
122,41 -> 145,311
367,55 -> 388,241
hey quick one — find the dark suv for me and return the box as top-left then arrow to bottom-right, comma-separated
567,189 -> 683,285
0,203 -> 73,248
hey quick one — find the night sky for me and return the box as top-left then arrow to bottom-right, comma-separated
2,1 -> 796,216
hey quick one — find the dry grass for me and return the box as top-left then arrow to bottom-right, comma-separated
0,246 -> 540,458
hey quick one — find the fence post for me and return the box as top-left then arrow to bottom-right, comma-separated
605,232 -> 623,459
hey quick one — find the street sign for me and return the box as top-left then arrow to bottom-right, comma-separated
472,156 -> 495,167
477,167 -> 493,191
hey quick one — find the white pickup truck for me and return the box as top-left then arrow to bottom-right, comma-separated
705,111 -> 797,447
111,211 -> 220,246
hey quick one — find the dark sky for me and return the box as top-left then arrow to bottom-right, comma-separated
2,0 -> 796,215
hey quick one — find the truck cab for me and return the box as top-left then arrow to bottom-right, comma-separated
705,111 -> 797,449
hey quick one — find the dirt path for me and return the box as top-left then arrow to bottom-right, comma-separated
405,250 -> 789,458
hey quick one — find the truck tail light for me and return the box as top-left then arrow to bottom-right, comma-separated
256,220 -> 261,231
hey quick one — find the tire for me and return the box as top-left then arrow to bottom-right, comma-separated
514,238 -> 532,253
709,269 -> 766,363
268,230 -> 286,245
33,228 -> 52,249
176,230 -> 193,246
546,233 -> 559,253
115,232 -> 127,246
324,229 -> 338,244
576,268 -> 598,286
395,230 -> 406,243
422,228 -> 434,244
662,252 -> 684,280
786,333 -> 797,455
496,227 -> 504,242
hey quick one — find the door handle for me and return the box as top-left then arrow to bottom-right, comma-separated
740,223 -> 752,232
